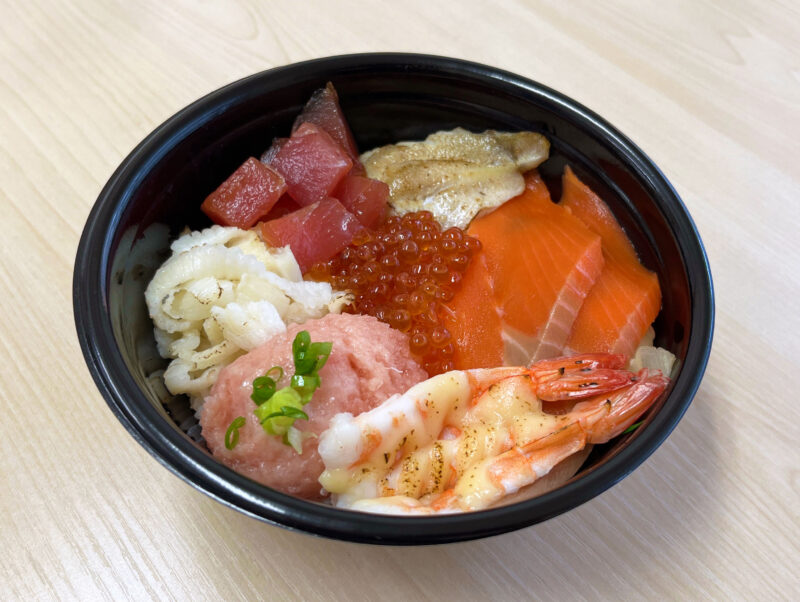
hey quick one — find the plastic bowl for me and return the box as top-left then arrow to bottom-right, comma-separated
73,54 -> 713,544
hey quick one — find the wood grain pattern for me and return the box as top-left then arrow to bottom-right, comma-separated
1,0 -> 798,599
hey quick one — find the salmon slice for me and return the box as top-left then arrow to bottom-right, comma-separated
561,167 -> 661,358
441,247 -> 504,369
442,171 -> 604,369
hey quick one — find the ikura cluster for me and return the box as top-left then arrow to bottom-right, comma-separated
309,211 -> 481,375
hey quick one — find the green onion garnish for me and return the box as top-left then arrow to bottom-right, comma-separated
293,354 -> 316,376
251,377 -> 276,404
224,416 -> 246,450
235,330 -> 333,450
265,365 -> 284,381
278,406 -> 309,420
292,330 -> 311,358
225,331 -> 332,450
254,387 -> 303,434
623,421 -> 643,434
293,333 -> 332,376
291,373 -> 321,401
251,366 -> 286,405
306,342 -> 333,372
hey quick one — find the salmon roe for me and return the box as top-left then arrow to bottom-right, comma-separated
308,211 -> 481,375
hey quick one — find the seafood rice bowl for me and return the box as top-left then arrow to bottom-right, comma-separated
74,54 -> 713,543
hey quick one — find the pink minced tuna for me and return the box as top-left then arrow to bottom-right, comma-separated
200,313 -> 426,500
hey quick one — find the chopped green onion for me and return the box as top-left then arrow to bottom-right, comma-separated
291,373 -> 321,400
254,387 -> 304,436
252,375 -> 276,391
224,416 -> 246,450
265,366 -> 284,381
291,330 -> 332,375
251,366 -> 285,405
252,379 -> 275,404
306,342 -> 333,372
250,331 -> 332,449
292,330 -> 311,358
260,406 -> 308,422
279,406 -> 309,420
623,421 -> 643,434
251,385 -> 274,405
293,354 -> 317,375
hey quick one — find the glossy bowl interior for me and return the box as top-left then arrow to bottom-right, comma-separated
73,54 -> 713,544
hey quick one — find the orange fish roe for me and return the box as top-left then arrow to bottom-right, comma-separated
308,211 -> 481,375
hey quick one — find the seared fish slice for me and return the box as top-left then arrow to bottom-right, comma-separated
360,128 -> 549,229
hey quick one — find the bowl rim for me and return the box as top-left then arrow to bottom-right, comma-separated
73,52 -> 714,545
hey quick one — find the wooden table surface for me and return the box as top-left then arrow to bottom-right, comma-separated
2,1 -> 798,599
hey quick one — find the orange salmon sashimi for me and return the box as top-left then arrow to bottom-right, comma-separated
442,171 -> 604,369
561,167 -> 661,358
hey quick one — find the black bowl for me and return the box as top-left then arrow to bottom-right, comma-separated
73,53 -> 713,544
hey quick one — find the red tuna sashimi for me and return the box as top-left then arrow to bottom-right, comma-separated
270,122 -> 353,206
442,171 -> 604,369
261,194 -> 300,221
333,175 -> 389,228
260,197 -> 364,273
260,137 -> 288,165
561,167 -> 661,357
201,157 -> 287,229
292,82 -> 362,169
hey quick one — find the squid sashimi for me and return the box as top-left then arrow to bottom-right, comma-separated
561,167 -> 661,357
442,171 -> 604,369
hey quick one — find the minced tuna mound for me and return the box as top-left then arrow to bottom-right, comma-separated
200,313 -> 427,500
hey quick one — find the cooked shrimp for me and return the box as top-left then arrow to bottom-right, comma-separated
318,353 -> 669,514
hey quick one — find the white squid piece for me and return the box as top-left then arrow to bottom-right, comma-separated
144,225 -> 350,407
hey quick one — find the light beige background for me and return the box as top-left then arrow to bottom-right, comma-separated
1,1 -> 797,599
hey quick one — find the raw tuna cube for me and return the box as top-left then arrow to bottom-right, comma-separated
293,82 -> 362,167
260,197 -> 364,273
261,194 -> 301,222
270,123 -> 353,206
334,175 -> 389,228
201,157 -> 287,229
260,137 -> 288,165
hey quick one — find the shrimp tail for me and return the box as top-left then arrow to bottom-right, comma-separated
528,353 -> 627,380
535,367 -> 636,401
575,369 -> 670,443
529,353 -> 631,401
